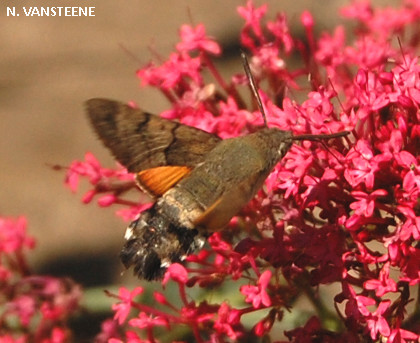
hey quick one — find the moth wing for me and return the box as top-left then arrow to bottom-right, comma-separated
86,98 -> 222,172
136,166 -> 191,197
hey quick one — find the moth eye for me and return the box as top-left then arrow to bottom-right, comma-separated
277,141 -> 291,156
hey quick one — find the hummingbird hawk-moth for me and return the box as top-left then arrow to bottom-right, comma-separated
86,56 -> 349,281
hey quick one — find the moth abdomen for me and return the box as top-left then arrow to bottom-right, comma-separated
120,205 -> 205,281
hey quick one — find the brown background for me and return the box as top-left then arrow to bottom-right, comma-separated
0,0 -> 392,284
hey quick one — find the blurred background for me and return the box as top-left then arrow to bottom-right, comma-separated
0,0 -> 395,339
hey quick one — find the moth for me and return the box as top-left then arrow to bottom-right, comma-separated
86,55 -> 349,280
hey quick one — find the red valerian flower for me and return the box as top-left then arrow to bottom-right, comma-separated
112,287 -> 144,325
213,302 -> 243,340
162,263 -> 188,286
240,270 -> 272,309
364,262 -> 397,297
396,205 -> 420,241
129,312 -> 170,330
366,300 -> 391,340
95,319 -> 121,343
66,153 -> 145,221
0,216 -> 34,255
349,189 -> 388,217
176,24 -> 221,55
0,216 -> 81,341
388,328 -> 419,343
237,0 -> 268,49
136,52 -> 203,91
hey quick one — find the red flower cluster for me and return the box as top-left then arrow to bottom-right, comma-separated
67,1 -> 420,342
0,217 -> 81,342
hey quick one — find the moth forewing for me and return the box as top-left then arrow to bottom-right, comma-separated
85,98 -> 221,172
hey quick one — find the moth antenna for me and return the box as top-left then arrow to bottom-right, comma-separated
241,51 -> 268,127
118,43 -> 142,64
397,36 -> 408,67
327,77 -> 345,114
187,6 -> 195,26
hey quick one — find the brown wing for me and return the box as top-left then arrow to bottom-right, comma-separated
85,98 -> 221,172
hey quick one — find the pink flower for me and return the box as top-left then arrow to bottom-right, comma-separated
66,153 -> 139,219
346,35 -> 393,69
37,277 -> 81,321
251,45 -> 285,73
349,189 -> 387,217
213,302 -> 242,340
266,13 -> 293,53
340,283 -> 376,319
0,216 -> 34,254
41,327 -> 69,343
366,300 -> 391,340
276,169 -> 300,198
396,205 -> 420,241
97,194 -> 117,207
162,263 -> 188,285
398,169 -> 420,207
115,202 -> 152,222
240,270 -> 272,309
9,295 -> 36,326
315,26 -> 346,68
0,335 -> 26,343
340,1 -> 372,22
353,69 -> 391,110
364,262 -> 397,297
0,216 -> 82,341
129,312 -> 169,330
253,309 -> 278,336
137,52 -> 202,91
95,319 -> 121,343
237,1 -> 267,49
399,246 -> 420,285
176,24 -> 221,55
388,328 -> 419,343
112,287 -> 144,325
344,140 -> 392,189
66,152 -> 102,190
